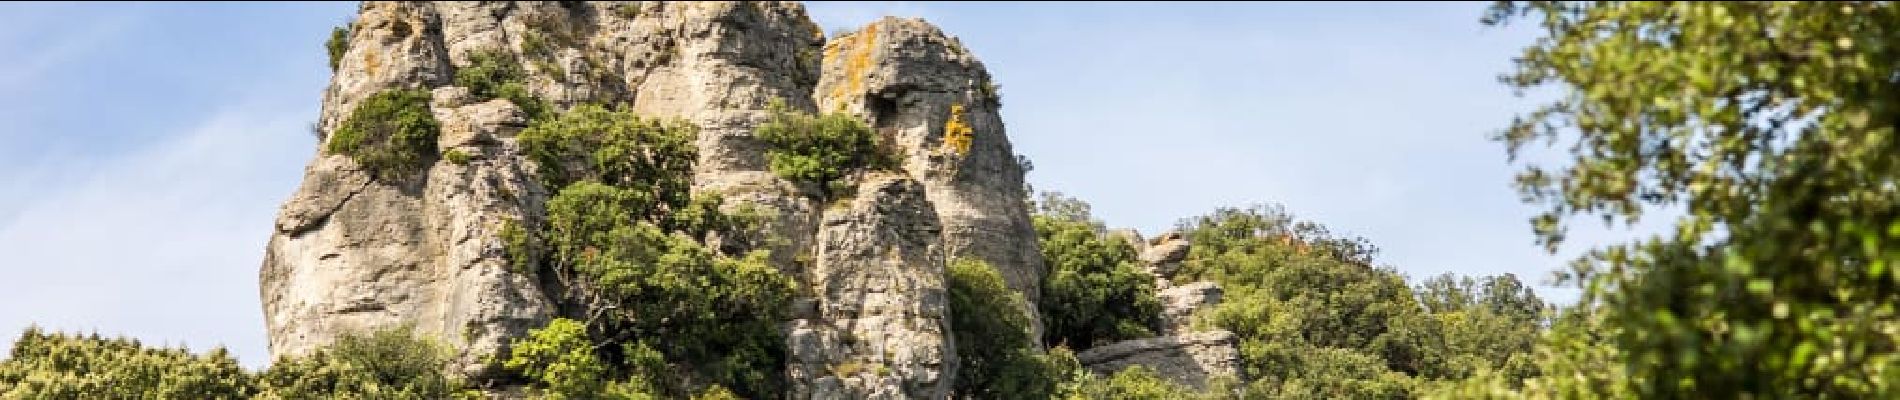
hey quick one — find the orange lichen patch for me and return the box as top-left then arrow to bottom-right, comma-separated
824,22 -> 880,105
942,103 -> 973,156
363,51 -> 381,78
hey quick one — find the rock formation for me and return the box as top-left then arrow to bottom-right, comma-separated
1073,228 -> 1245,390
261,2 -> 1042,397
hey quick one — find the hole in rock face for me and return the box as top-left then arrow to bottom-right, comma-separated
866,94 -> 898,126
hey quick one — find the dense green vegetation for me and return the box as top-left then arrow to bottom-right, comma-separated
755,99 -> 897,197
325,88 -> 440,182
948,258 -> 1073,398
454,50 -> 553,122
1033,192 -> 1164,349
509,104 -> 794,398
0,326 -> 473,399
0,327 -> 253,399
1430,1 -> 1900,398
253,326 -> 475,399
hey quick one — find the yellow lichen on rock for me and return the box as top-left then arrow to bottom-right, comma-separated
943,103 -> 973,156
824,22 -> 880,105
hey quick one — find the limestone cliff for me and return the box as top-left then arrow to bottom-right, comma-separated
260,1 -> 1041,397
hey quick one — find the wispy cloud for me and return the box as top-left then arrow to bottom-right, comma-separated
0,101 -> 314,369
0,7 -> 143,90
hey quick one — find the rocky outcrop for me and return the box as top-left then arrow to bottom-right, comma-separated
1140,231 -> 1191,282
264,2 -> 1035,397
1075,331 -> 1243,391
1157,281 -> 1222,335
814,18 -> 1046,333
786,176 -> 954,399
262,85 -> 555,380
1076,228 -> 1243,389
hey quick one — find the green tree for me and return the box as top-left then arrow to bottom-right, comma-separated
1175,205 -> 1530,398
326,25 -> 350,71
513,104 -> 793,398
325,88 -> 440,182
0,327 -> 253,399
1059,366 -> 1198,400
755,99 -> 895,197
1486,1 -> 1900,397
254,326 -> 474,399
948,258 -> 1069,399
505,318 -> 664,400
1033,193 -> 1162,349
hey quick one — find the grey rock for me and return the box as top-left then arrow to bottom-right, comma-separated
1156,281 -> 1223,335
814,16 -> 1047,338
787,176 -> 954,399
1141,238 -> 1191,278
1108,228 -> 1146,253
1076,330 -> 1245,391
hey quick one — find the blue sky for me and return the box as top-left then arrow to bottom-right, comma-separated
0,2 -> 1663,368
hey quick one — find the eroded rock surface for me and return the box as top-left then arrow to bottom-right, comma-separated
265,2 -> 1037,397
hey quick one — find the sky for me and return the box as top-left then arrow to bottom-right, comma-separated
0,1 -> 1668,369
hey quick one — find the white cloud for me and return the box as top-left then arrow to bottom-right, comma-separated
0,8 -> 142,91
0,102 -> 314,369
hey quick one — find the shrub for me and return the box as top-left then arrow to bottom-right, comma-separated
0,327 -> 254,399
444,149 -> 471,165
516,104 -> 697,195
326,88 -> 440,182
948,258 -> 1068,398
1035,211 -> 1162,349
326,25 -> 350,71
755,99 -> 895,197
512,104 -> 792,398
1062,366 -> 1198,400
454,50 -> 552,121
254,326 -> 476,399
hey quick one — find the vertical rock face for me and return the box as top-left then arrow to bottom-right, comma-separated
788,176 -> 953,399
263,2 -> 1033,397
814,17 -> 1046,330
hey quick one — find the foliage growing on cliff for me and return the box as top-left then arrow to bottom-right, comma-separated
509,104 -> 793,398
948,258 -> 1072,399
254,326 -> 476,399
454,50 -> 552,122
756,99 -> 897,197
1032,193 -> 1163,349
326,88 -> 440,182
504,318 -> 666,399
517,104 -> 697,195
1445,1 -> 1900,397
325,25 -> 349,71
0,327 -> 254,399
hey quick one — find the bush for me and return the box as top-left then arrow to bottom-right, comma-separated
512,104 -> 792,397
326,88 -> 440,182
516,104 -> 697,195
538,182 -> 793,397
1062,366 -> 1198,400
948,258 -> 1069,398
326,25 -> 350,71
755,99 -> 895,197
0,327 -> 254,399
454,50 -> 552,121
1035,209 -> 1162,349
254,326 -> 475,399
